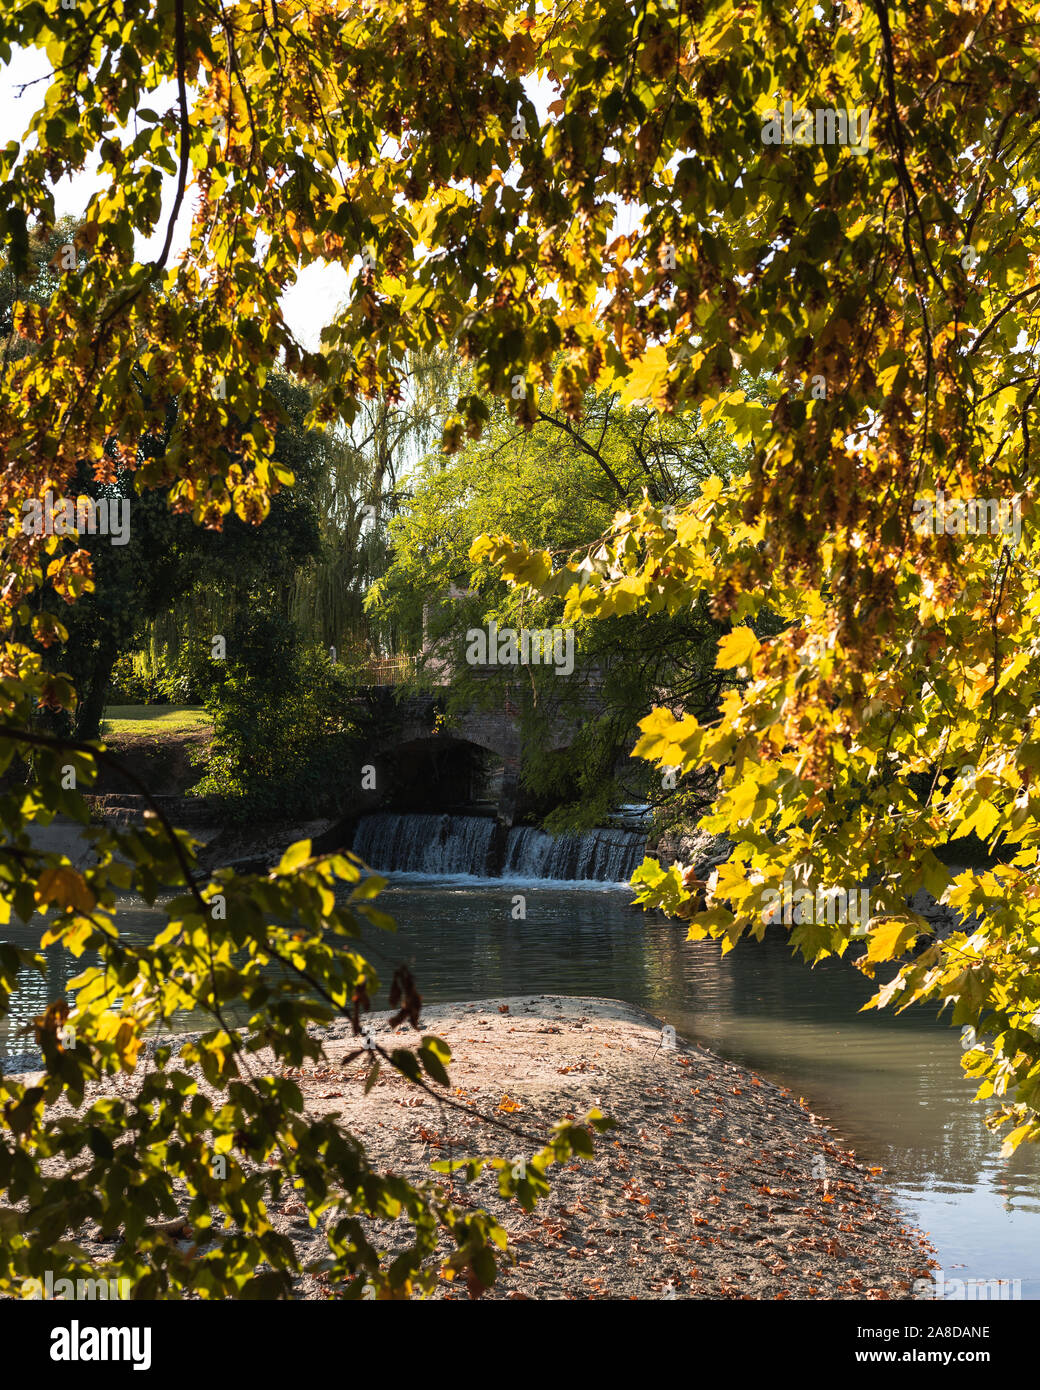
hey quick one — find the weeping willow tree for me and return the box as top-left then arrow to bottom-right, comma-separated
132,372 -> 329,686
287,425 -> 388,659
290,349 -> 468,662
130,355 -> 460,684
147,587 -> 258,680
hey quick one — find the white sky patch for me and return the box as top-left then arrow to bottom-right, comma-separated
280,263 -> 350,350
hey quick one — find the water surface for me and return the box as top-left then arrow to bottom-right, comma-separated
2,874 -> 1036,1296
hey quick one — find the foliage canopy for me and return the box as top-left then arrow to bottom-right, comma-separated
2,0 -> 1040,1305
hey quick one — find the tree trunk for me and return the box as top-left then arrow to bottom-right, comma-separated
74,633 -> 121,742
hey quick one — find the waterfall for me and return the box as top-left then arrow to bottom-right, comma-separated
503,825 -> 645,883
351,813 -> 646,883
352,812 -> 497,876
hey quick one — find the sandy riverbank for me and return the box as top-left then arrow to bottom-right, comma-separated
9,996 -> 936,1300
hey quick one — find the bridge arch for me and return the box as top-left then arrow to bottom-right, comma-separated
355,687 -> 594,824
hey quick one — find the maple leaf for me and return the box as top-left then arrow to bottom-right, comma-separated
715,626 -> 760,670
35,866 -> 95,913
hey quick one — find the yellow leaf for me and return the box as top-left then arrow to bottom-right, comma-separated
277,839 -> 312,874
866,918 -> 920,962
619,345 -> 669,406
35,866 -> 95,913
727,777 -> 759,822
715,627 -> 760,670
1000,1122 -> 1036,1157
959,798 -> 1000,841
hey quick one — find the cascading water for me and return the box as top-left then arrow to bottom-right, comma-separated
502,825 -> 645,883
351,812 -> 645,883
352,813 -> 497,876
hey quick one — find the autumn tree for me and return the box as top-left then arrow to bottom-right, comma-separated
2,0 -> 1040,1306
467,3 -> 1040,1151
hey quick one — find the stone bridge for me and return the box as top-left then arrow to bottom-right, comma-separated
351,676 -> 604,825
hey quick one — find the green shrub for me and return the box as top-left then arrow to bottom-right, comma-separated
190,611 -> 360,820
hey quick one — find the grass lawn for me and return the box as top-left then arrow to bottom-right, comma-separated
100,705 -> 213,738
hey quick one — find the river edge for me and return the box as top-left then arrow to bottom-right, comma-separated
7,996 -> 937,1300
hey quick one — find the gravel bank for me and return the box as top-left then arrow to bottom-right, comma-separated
7,996 -> 936,1300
